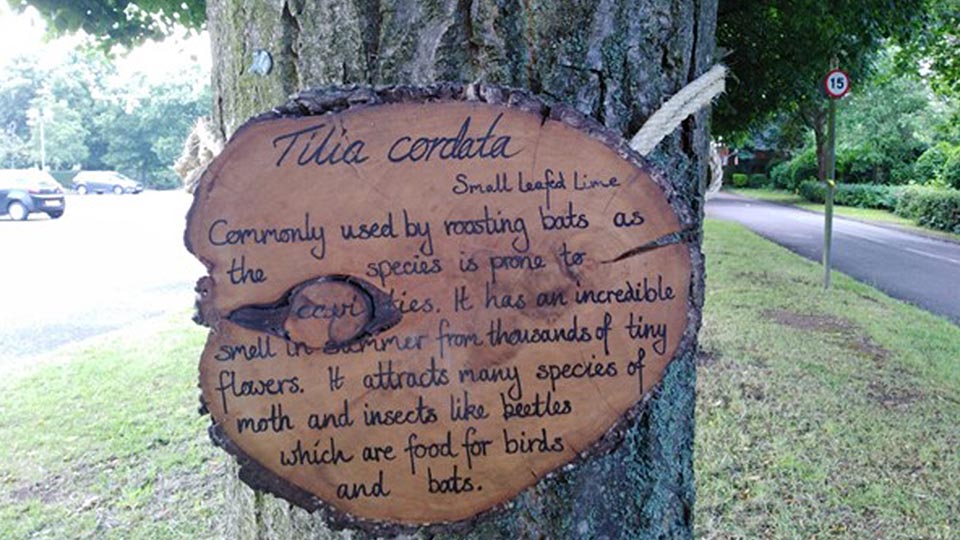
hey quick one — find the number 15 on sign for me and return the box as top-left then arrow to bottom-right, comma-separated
824,69 -> 850,99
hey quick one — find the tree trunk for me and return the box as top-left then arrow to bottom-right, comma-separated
815,124 -> 826,182
205,1 -> 715,538
803,106 -> 828,182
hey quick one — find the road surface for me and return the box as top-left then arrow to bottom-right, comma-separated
0,192 -> 204,361
707,192 -> 960,324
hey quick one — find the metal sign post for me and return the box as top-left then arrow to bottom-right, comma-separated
823,67 -> 850,289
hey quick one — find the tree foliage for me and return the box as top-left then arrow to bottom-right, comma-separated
715,0 -> 926,139
27,90 -> 91,169
0,43 -> 209,187
769,55 -> 958,187
898,0 -> 960,98
834,67 -> 939,184
96,73 -> 210,188
7,0 -> 205,46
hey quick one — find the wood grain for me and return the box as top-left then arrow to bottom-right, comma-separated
186,87 -> 694,527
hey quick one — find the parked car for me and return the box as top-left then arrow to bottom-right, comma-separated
0,169 -> 65,220
73,171 -> 143,195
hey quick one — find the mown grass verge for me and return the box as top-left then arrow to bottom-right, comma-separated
0,318 -> 223,540
727,187 -> 960,243
1,221 -> 957,539
697,220 -> 960,539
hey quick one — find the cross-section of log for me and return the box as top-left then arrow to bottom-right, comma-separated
185,85 -> 697,530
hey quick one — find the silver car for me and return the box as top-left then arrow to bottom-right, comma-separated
73,171 -> 144,195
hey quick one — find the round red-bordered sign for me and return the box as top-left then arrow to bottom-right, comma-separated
824,69 -> 851,99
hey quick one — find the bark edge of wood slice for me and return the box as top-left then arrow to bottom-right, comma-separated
185,83 -> 702,535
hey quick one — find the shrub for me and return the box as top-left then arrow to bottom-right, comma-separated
890,162 -> 915,185
838,147 -> 915,185
839,184 -> 901,209
787,147 -> 819,189
747,173 -> 769,188
798,180 -> 826,203
797,180 -> 900,210
895,186 -> 960,233
943,147 -> 960,190
731,173 -> 748,188
914,143 -> 951,185
895,186 -> 927,220
770,162 -> 792,190
837,149 -> 877,184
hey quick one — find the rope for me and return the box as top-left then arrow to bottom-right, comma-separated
705,140 -> 724,199
175,117 -> 225,194
629,64 -> 727,156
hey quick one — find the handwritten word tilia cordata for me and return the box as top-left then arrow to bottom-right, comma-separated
271,114 -> 520,168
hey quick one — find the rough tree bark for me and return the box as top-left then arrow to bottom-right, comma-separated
801,104 -> 829,181
205,1 -> 716,538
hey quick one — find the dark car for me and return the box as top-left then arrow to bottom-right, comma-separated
0,169 -> 65,220
73,171 -> 143,195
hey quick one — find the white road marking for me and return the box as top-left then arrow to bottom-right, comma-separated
903,247 -> 960,266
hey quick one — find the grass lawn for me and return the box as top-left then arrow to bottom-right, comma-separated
1,221 -> 957,539
0,319 -> 223,540
728,187 -> 960,243
697,220 -> 960,539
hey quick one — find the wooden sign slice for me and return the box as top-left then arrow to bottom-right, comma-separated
185,85 -> 697,530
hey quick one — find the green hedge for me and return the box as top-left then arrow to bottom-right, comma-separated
747,173 -> 769,188
797,180 -> 823,202
731,173 -> 770,189
895,186 -> 960,233
796,181 -> 960,233
798,180 -> 901,210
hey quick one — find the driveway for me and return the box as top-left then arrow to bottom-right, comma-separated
0,191 -> 204,361
706,192 -> 960,324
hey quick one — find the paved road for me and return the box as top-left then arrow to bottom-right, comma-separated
706,192 -> 960,324
0,192 -> 204,361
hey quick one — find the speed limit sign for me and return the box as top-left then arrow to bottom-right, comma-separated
824,69 -> 851,99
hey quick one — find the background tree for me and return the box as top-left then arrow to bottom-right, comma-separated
0,128 -> 27,168
13,0 -> 204,46
0,55 -> 41,167
96,71 -> 210,188
898,0 -> 960,99
26,86 -> 90,169
762,50 -> 959,190
834,70 -> 938,184
715,0 -> 925,180
0,49 -> 104,170
44,48 -> 116,168
0,25 -> 209,187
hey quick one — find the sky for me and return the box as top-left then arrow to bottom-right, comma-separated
0,3 -> 211,82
